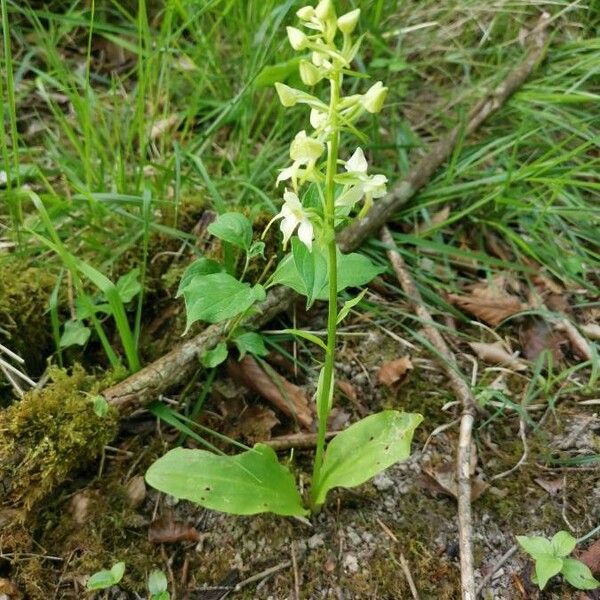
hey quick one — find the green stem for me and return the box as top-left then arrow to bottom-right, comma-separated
311,72 -> 341,508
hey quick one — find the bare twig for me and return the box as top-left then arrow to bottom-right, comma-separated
291,542 -> 300,600
233,560 -> 292,591
263,431 -> 339,451
102,15 -> 551,413
475,544 -> 518,597
381,226 -> 477,600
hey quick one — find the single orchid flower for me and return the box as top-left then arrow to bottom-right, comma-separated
276,130 -> 324,188
265,189 -> 314,250
336,147 -> 387,211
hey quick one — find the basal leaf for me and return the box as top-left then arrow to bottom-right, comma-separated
312,411 -> 422,506
561,558 -> 600,590
60,319 -> 91,348
182,273 -> 265,330
550,531 -> 577,558
115,267 -> 141,303
86,561 -> 126,591
516,535 -> 553,559
148,569 -> 168,595
207,212 -> 253,250
535,554 -> 563,590
146,444 -> 308,517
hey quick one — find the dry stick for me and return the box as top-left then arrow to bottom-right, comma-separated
381,225 -> 478,600
103,13 -> 551,414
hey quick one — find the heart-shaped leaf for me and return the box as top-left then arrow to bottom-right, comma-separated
207,212 -> 253,250
272,248 -> 384,300
146,444 -> 308,517
181,272 -> 265,330
177,258 -> 223,297
312,411 -> 422,506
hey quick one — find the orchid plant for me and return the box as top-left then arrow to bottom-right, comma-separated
146,1 -> 422,517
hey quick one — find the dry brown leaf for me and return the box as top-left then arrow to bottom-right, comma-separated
92,36 -> 136,72
415,206 -> 450,234
226,405 -> 280,443
227,356 -> 313,429
337,379 -> 357,403
469,341 -> 527,371
150,114 -> 180,141
578,538 -> 600,576
69,492 -> 91,525
555,319 -> 593,361
533,477 -> 564,496
126,475 -> 146,509
421,462 -> 489,501
448,277 -> 526,326
377,355 -> 413,387
581,323 -> 600,341
519,318 -> 565,363
148,513 -> 200,544
0,578 -> 21,599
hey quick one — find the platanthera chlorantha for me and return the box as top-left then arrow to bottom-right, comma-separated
146,0 -> 423,516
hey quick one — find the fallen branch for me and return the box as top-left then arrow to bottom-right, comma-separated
263,431 -> 338,451
103,14 -> 550,412
381,225 -> 478,600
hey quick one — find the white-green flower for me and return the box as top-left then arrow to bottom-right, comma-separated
309,108 -> 327,130
271,190 -> 314,250
337,9 -> 360,35
290,130 -> 324,162
287,26 -> 308,50
361,81 -> 388,114
277,130 -> 324,188
336,147 -> 387,211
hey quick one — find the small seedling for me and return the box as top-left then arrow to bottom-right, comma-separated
86,561 -> 126,591
146,0 -> 422,516
517,531 -> 599,591
147,569 -> 170,600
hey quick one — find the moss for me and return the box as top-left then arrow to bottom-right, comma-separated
0,365 -> 120,515
0,261 -> 57,375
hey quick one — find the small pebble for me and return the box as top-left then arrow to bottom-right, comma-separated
343,553 -> 359,573
308,534 -> 325,549
373,472 -> 394,491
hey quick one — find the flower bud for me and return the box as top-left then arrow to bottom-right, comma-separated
299,60 -> 323,86
286,26 -> 307,50
290,130 -> 324,162
315,0 -> 335,20
362,81 -> 388,113
296,6 -> 315,20
337,8 -> 360,34
274,82 -> 299,107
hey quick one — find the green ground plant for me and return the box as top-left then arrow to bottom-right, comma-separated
517,531 -> 599,591
145,0 -> 422,516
